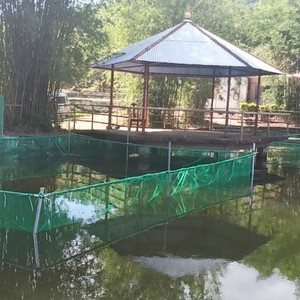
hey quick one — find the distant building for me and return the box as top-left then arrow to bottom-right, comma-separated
209,77 -> 264,110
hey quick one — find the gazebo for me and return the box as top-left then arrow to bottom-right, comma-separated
91,15 -> 282,133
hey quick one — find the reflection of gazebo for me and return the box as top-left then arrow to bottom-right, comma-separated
91,15 -> 282,133
112,214 -> 269,278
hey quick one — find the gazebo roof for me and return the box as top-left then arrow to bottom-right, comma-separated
91,18 -> 282,77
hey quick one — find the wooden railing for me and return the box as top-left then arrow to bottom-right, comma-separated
58,103 -> 292,138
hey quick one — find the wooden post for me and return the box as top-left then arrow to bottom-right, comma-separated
142,64 -> 150,132
91,105 -> 94,130
210,72 -> 216,130
267,114 -> 270,137
108,65 -> 115,129
73,108 -> 76,130
225,68 -> 232,132
254,73 -> 261,135
240,111 -> 244,142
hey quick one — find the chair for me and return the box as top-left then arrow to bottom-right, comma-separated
162,110 -> 175,129
128,103 -> 143,131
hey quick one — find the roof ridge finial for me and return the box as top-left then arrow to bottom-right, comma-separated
184,11 -> 192,22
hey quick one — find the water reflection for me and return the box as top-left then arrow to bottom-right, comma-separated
133,256 -> 229,278
113,212 -> 268,260
0,157 -> 122,193
1,147 -> 300,299
219,262 -> 297,300
0,147 -> 218,194
0,178 -> 251,269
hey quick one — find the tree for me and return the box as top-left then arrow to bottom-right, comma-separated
91,0 -> 300,116
0,0 -> 106,132
98,0 -> 250,118
241,0 -> 300,109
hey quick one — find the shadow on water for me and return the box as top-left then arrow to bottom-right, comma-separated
0,177 -> 253,270
1,160 -> 299,299
3,144 -> 300,299
112,212 -> 268,261
0,150 -> 279,271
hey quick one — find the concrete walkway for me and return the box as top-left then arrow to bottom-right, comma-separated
73,127 -> 291,151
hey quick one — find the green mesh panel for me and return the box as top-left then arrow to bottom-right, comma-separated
0,133 -> 249,171
0,176 -> 252,269
0,134 -> 254,268
0,134 -> 69,160
0,152 -> 253,232
268,141 -> 300,166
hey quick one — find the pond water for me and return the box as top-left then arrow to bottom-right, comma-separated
1,148 -> 300,299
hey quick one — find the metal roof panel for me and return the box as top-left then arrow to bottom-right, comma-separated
91,19 -> 282,77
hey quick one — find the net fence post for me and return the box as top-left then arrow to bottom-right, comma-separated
168,141 -> 172,171
167,141 -> 172,196
68,119 -> 71,154
125,130 -> 130,176
250,143 -> 256,205
33,187 -> 45,271
0,95 -> 4,136
33,187 -> 45,234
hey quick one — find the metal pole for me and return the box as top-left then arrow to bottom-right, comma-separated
104,177 -> 110,242
125,130 -> 130,176
0,95 -> 4,136
33,187 -> 45,271
250,143 -> 256,205
33,230 -> 41,272
33,187 -> 45,234
68,119 -> 71,154
162,222 -> 168,253
168,141 -> 172,172
167,141 -> 172,196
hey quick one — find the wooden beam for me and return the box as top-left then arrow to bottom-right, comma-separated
254,73 -> 261,135
225,68 -> 232,132
108,65 -> 115,129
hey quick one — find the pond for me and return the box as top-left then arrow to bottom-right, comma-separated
0,145 -> 299,299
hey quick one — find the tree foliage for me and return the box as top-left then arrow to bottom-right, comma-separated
97,0 -> 300,112
1,0 -> 300,131
240,0 -> 300,109
0,0 -> 106,132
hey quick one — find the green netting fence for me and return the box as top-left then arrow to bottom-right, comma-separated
0,176 -> 252,269
0,133 -> 243,165
0,133 -> 254,269
268,139 -> 300,166
0,133 -> 248,182
0,133 -> 253,232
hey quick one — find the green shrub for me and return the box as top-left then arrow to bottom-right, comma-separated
240,101 -> 257,111
240,101 -> 249,110
247,102 -> 258,112
259,103 -> 280,111
240,101 -> 280,112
